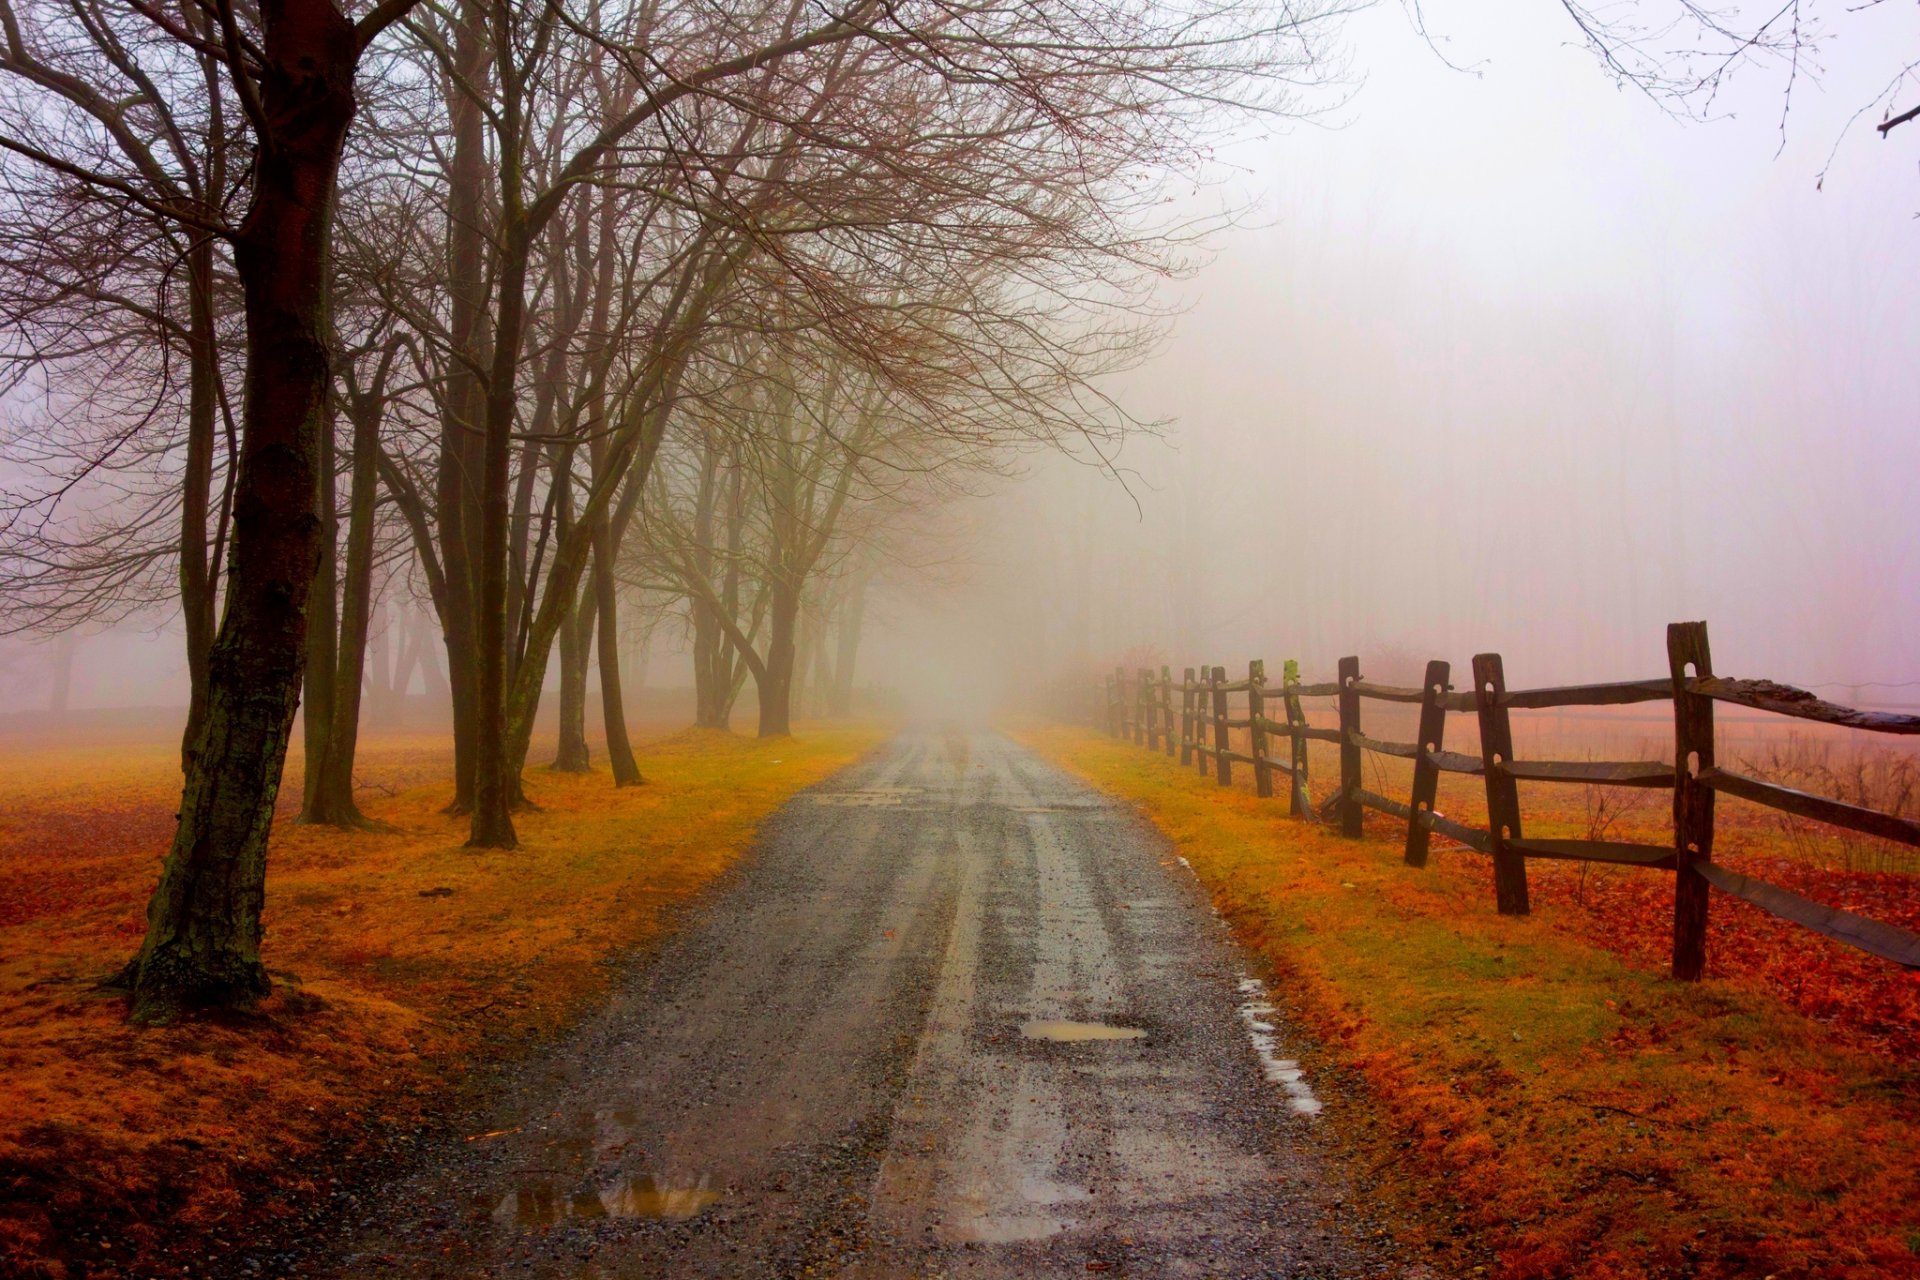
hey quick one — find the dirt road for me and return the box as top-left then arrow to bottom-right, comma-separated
308,729 -> 1405,1278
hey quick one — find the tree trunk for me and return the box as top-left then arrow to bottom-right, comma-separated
305,389 -> 383,827
828,565 -> 870,717
364,602 -> 393,725
178,233 -> 220,772
413,610 -> 450,706
551,588 -> 593,772
592,529 -> 642,785
300,421 -> 339,817
467,223 -> 530,849
124,0 -> 360,1024
757,579 -> 798,737
434,3 -> 491,816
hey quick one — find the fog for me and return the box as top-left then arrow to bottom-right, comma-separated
6,0 -> 1918,726
867,0 -> 1920,717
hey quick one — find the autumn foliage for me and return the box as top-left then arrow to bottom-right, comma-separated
0,722 -> 881,1280
1021,722 -> 1920,1280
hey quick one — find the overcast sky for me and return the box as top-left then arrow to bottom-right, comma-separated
879,0 -> 1920,714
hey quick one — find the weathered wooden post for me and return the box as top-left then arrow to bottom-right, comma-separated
1104,674 -> 1118,736
1197,665 -> 1213,778
1669,622 -> 1716,981
1283,662 -> 1310,817
1179,666 -> 1196,766
1114,666 -> 1129,741
1160,666 -> 1177,758
1248,659 -> 1274,799
1404,659 -> 1452,868
1135,667 -> 1150,747
1211,665 -> 1232,785
1471,653 -> 1531,915
1336,656 -> 1363,836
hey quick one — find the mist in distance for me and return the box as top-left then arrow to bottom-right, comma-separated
875,0 -> 1920,719
5,0 -> 1916,724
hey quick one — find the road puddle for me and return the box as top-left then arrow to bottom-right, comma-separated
484,1174 -> 723,1226
1020,1019 -> 1146,1042
1236,977 -> 1323,1116
814,787 -> 920,807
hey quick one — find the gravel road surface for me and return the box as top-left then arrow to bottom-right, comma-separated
307,728 -> 1407,1278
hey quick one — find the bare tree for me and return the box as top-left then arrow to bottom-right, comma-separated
0,0 -> 426,1021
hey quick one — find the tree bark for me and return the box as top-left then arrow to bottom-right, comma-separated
592,529 -> 642,785
178,232 -> 220,772
551,590 -> 593,771
304,377 -> 385,827
300,419 -> 339,817
124,0 -> 361,1024
434,2 -> 492,816
757,577 -> 798,737
550,460 -> 593,772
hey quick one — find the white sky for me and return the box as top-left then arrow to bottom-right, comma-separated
881,0 -> 1920,712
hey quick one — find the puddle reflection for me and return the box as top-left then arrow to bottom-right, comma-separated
485,1174 -> 723,1226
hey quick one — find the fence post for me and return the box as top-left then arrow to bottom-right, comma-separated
1160,666 -> 1176,758
1211,665 -> 1232,785
1669,622 -> 1716,981
1336,656 -> 1363,837
1104,674 -> 1118,736
1471,653 -> 1531,915
1132,667 -> 1148,746
1114,666 -> 1129,740
1179,667 -> 1195,766
1197,665 -> 1213,778
1404,659 -> 1451,868
1283,663 -> 1310,817
1248,659 -> 1273,799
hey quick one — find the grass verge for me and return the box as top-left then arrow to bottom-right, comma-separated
1017,723 -> 1920,1280
0,723 -> 882,1280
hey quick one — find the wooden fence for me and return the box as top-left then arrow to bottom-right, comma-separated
1098,621 -> 1920,980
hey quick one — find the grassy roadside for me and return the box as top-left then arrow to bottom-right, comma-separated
1017,723 -> 1920,1280
0,723 -> 883,1280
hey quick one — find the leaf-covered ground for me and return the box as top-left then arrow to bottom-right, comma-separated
1019,723 -> 1920,1280
0,721 -> 882,1280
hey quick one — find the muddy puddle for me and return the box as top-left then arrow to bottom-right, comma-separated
813,787 -> 921,807
1019,1019 -> 1146,1042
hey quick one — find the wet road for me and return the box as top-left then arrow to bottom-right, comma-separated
309,728 -> 1399,1278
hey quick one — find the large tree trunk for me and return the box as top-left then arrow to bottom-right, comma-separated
467,221 -> 531,849
434,3 -> 491,816
124,0 -> 360,1024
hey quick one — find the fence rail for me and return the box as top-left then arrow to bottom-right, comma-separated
1100,621 -> 1920,981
